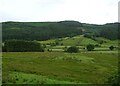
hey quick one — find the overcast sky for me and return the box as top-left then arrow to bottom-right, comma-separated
0,0 -> 119,24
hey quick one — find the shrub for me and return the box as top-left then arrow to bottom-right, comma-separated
55,41 -> 59,45
86,44 -> 95,51
95,44 -> 101,47
42,44 -> 46,48
48,49 -> 52,52
50,43 -> 56,46
66,46 -> 79,53
109,46 -> 114,50
61,43 -> 63,46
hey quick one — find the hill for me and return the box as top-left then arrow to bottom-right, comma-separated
2,21 -> 83,41
2,21 -> 119,41
83,23 -> 119,40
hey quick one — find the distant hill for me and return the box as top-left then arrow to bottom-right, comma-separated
2,21 -> 83,41
2,21 -> 119,41
82,23 -> 119,40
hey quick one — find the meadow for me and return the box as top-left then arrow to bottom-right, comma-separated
2,51 -> 118,84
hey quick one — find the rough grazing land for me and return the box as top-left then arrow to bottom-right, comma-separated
2,52 -> 118,84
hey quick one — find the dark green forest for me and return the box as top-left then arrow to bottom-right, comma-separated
2,21 -> 83,41
82,23 -> 119,40
2,21 -> 119,41
3,40 -> 44,52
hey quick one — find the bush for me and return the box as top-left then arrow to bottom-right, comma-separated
106,72 -> 119,86
84,34 -> 92,38
109,46 -> 114,50
55,41 -> 59,45
66,46 -> 79,53
61,43 -> 63,46
42,44 -> 46,48
95,44 -> 101,47
86,44 -> 95,51
50,43 -> 56,46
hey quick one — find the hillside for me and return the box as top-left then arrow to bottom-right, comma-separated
2,21 -> 119,41
39,35 -> 118,49
82,23 -> 119,40
2,21 -> 83,41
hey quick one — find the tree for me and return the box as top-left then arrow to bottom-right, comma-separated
66,46 -> 79,53
86,44 -> 95,51
109,46 -> 114,50
3,40 -> 44,52
42,44 -> 46,48
61,43 -> 63,46
55,40 -> 59,45
84,34 -> 92,38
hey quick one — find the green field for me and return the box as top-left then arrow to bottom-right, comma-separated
39,35 -> 99,46
2,51 -> 118,84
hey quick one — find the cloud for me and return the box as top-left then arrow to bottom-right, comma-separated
0,0 -> 119,24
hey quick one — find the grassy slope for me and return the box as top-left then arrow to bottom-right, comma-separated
8,72 -> 77,84
3,52 -> 118,84
60,35 -> 98,46
40,35 -> 98,46
39,35 -> 118,47
95,37 -> 118,47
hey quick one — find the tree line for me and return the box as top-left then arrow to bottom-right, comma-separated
2,40 -> 44,52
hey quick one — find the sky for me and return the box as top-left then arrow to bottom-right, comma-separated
0,0 -> 119,24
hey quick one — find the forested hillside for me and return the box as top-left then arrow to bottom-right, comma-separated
83,23 -> 119,40
2,21 -> 83,41
2,21 -> 119,41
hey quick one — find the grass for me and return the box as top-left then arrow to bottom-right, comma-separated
102,40 -> 118,47
2,52 -> 118,84
39,35 -> 99,46
80,37 -> 98,46
38,35 -> 119,53
6,72 -> 78,84
39,39 -> 56,44
95,37 -> 118,47
39,35 -> 119,48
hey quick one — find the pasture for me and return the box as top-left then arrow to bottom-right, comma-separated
2,51 -> 118,84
